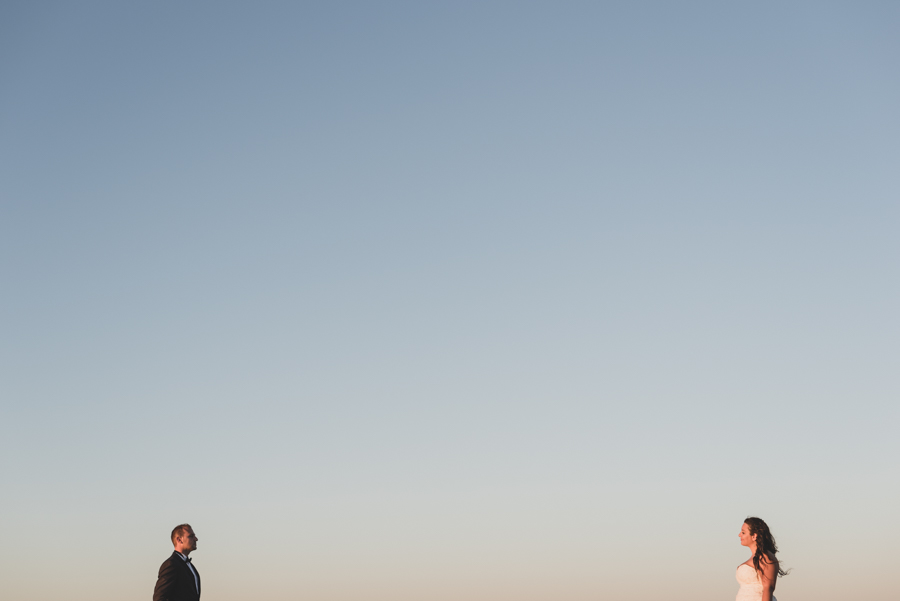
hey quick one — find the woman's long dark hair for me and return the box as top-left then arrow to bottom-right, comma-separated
744,517 -> 789,577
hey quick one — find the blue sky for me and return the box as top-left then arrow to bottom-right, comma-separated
1,3 -> 898,600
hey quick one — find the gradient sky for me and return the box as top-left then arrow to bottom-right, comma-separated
1,2 -> 898,600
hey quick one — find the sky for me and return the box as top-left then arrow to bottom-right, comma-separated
1,2 -> 898,600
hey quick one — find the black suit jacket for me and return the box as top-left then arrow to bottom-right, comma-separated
153,551 -> 201,601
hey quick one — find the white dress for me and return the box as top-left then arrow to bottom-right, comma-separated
736,563 -> 776,601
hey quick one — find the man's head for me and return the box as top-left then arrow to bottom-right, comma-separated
171,524 -> 198,555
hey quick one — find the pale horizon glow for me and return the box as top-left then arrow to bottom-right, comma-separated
1,2 -> 898,601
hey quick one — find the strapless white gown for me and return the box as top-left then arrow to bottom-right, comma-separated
736,564 -> 776,601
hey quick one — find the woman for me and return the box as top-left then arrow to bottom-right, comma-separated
736,517 -> 788,601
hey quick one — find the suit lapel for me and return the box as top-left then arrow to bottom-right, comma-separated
173,551 -> 200,598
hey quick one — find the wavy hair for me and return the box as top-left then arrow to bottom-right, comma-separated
744,517 -> 789,577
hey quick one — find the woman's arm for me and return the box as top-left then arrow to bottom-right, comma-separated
759,555 -> 778,601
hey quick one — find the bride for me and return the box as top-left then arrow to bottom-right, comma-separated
736,517 -> 788,601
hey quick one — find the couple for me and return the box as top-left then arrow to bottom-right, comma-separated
151,518 -> 788,601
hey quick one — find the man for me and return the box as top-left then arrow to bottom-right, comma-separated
153,524 -> 201,601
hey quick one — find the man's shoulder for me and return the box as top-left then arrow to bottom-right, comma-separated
159,552 -> 182,570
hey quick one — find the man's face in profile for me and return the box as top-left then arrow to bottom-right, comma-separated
179,527 -> 198,553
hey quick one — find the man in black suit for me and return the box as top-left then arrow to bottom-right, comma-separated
153,524 -> 201,601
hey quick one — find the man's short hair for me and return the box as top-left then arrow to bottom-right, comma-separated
171,524 -> 193,545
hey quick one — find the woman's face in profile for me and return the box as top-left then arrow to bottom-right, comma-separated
739,523 -> 755,547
